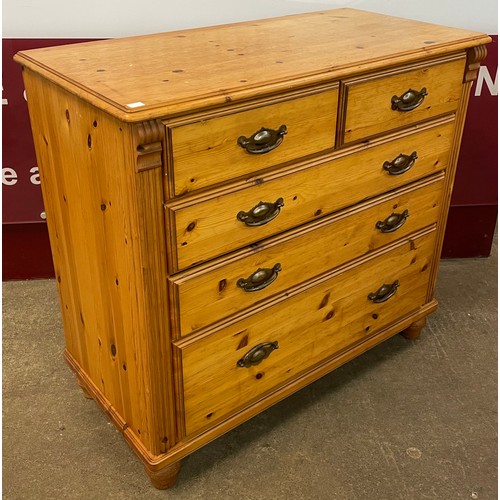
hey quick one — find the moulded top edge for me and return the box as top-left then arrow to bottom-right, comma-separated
14,9 -> 491,122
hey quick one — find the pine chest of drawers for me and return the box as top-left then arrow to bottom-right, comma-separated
15,9 -> 490,489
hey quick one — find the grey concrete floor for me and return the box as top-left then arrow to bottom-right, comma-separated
3,242 -> 497,499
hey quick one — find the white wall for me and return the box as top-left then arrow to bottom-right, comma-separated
2,0 -> 498,39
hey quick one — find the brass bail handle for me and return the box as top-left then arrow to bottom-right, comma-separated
391,88 -> 427,112
383,152 -> 417,175
237,198 -> 284,227
237,125 -> 287,154
376,209 -> 409,233
237,341 -> 279,368
237,263 -> 282,292
368,280 -> 400,303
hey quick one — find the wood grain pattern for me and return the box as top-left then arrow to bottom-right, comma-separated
167,86 -> 338,195
342,56 -> 465,144
167,118 -> 455,271
178,230 -> 437,436
65,298 -> 437,469
15,8 -> 490,488
14,9 -> 490,121
23,69 -> 175,455
134,168 -> 176,453
425,79 -> 475,303
171,174 -> 444,336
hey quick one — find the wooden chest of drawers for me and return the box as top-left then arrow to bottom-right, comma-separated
15,9 -> 490,489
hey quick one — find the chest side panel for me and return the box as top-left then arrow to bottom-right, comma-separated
22,69 -> 175,455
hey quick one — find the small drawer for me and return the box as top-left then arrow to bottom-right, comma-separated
170,174 -> 444,336
165,87 -> 339,196
166,117 -> 454,272
342,56 -> 464,144
176,229 -> 437,436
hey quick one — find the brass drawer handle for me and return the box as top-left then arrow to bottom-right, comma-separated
237,263 -> 281,292
237,198 -> 284,226
237,341 -> 279,368
368,280 -> 400,303
391,87 -> 427,111
383,151 -> 417,175
376,209 -> 409,233
237,125 -> 287,154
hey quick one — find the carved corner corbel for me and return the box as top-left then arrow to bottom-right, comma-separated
134,119 -> 165,172
464,45 -> 488,83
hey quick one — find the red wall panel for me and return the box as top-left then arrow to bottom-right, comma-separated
2,37 -> 498,280
3,39 -> 94,223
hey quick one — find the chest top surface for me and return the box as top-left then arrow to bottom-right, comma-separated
14,8 -> 489,121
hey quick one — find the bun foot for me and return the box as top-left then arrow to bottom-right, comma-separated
401,317 -> 427,340
144,461 -> 182,489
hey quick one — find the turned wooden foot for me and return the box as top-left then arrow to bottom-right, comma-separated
76,376 -> 94,399
401,317 -> 427,340
144,461 -> 182,489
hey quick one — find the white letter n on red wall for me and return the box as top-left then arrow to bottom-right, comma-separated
474,66 -> 498,96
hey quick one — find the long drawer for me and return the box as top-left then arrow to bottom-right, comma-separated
342,56 -> 464,144
165,87 -> 339,196
166,117 -> 454,272
176,229 -> 437,436
170,174 -> 444,336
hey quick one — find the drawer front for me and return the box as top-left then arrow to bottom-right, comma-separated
167,88 -> 339,196
177,230 -> 436,436
342,57 -> 464,144
171,175 -> 444,336
167,118 -> 454,272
